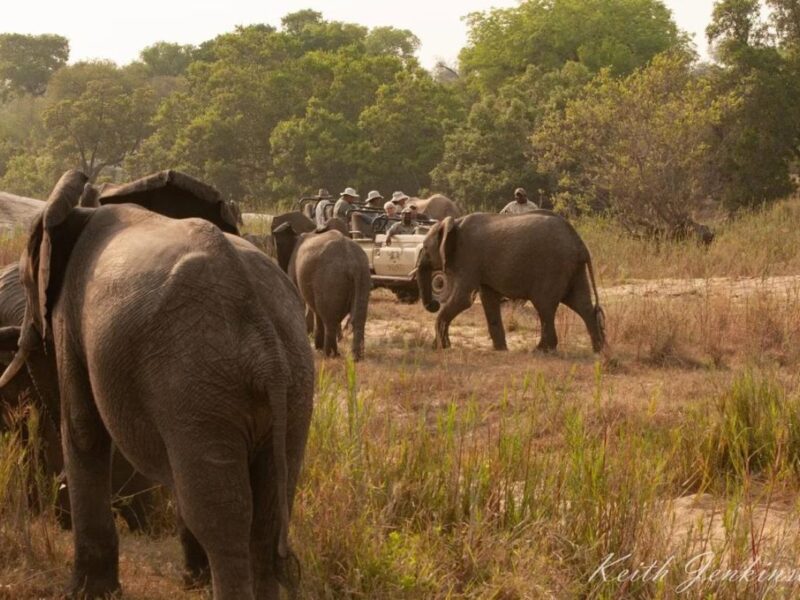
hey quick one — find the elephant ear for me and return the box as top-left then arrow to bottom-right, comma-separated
33,170 -> 92,340
272,222 -> 299,273
0,170 -> 90,389
97,170 -> 240,235
438,216 -> 458,271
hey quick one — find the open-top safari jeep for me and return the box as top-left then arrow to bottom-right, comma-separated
297,195 -> 447,303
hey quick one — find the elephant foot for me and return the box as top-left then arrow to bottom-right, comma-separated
534,343 -> 557,354
492,342 -> 508,351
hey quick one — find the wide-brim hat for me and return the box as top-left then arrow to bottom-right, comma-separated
318,188 -> 332,199
391,191 -> 409,203
340,187 -> 359,198
366,190 -> 383,203
514,187 -> 527,197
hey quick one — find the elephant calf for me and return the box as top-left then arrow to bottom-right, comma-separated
418,211 -> 606,353
274,224 -> 371,360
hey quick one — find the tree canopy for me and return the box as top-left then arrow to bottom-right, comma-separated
0,3 -> 798,232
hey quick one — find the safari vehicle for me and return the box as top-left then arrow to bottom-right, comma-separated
297,195 -> 447,303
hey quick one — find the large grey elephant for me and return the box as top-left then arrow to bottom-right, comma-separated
410,194 -> 461,220
417,211 -> 606,353
273,225 -> 371,360
0,170 -> 313,599
2,263 -> 159,533
1,171 -> 244,536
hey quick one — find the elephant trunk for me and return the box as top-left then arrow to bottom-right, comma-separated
417,257 -> 440,313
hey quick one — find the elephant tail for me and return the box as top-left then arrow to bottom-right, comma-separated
585,255 -> 606,346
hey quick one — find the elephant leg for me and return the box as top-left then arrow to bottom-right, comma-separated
313,313 -> 324,351
323,319 -> 339,358
171,437 -> 255,600
177,509 -> 211,589
60,370 -> 120,598
532,301 -> 558,352
249,446 -> 286,600
478,285 -> 507,350
563,272 -> 606,353
435,288 -> 474,349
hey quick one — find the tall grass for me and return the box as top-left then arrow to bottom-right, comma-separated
577,197 -> 800,281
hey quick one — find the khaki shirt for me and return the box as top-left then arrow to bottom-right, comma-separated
333,198 -> 354,220
315,199 -> 333,227
500,200 -> 538,214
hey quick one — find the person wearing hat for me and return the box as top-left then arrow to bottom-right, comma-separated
314,188 -> 335,228
365,190 -> 384,208
390,191 -> 409,211
500,187 -> 539,214
384,206 -> 418,246
333,187 -> 359,221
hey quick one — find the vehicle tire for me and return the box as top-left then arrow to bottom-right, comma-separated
393,287 -> 420,304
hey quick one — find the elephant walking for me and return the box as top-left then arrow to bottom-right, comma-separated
274,225 -> 371,360
417,212 -> 606,353
0,171 -> 314,600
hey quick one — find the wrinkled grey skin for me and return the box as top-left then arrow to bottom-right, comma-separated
409,194 -> 461,221
274,225 -> 371,360
243,233 -> 277,259
0,171 -> 314,600
418,211 -> 606,353
1,264 -> 158,532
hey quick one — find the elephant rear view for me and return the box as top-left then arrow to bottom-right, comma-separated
274,225 -> 371,360
418,211 -> 606,353
0,171 -> 314,600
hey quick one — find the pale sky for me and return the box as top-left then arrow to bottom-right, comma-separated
3,1 -> 716,69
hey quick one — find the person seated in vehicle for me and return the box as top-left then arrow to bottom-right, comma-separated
365,190 -> 384,208
333,187 -> 359,222
384,200 -> 397,217
348,189 -> 385,238
384,207 -> 417,246
314,188 -> 335,227
390,190 -> 409,212
500,187 -> 539,214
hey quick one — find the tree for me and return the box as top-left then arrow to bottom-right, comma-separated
432,62 -> 591,210
705,0 -> 800,209
358,69 -> 463,193
459,0 -> 684,91
139,42 -> 196,77
534,52 -> 737,235
0,33 -> 69,99
364,27 -> 420,59
43,62 -> 157,180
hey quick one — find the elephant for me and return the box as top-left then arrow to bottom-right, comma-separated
271,211 -> 316,235
243,233 -> 277,259
417,211 -> 606,353
0,170 -> 313,599
1,171 -> 244,534
409,194 -> 461,221
0,190 -> 44,234
273,224 -> 371,360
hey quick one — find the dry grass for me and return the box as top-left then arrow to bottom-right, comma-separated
2,197 -> 800,598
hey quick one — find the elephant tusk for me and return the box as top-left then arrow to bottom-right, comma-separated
0,348 -> 28,388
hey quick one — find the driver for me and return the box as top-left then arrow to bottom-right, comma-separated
384,207 -> 417,246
